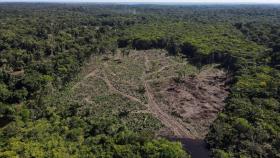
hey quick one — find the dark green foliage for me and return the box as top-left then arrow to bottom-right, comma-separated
114,4 -> 280,158
207,21 -> 280,158
1,3 -> 280,158
0,116 -> 188,158
0,3 -> 190,158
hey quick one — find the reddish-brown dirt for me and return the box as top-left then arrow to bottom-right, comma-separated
71,50 -> 229,158
151,67 -> 229,138
143,55 -> 193,138
73,49 -> 229,140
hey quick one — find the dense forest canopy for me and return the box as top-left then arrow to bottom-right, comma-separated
0,3 -> 279,158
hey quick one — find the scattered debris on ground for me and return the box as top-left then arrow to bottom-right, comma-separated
151,67 -> 229,138
72,49 -> 230,140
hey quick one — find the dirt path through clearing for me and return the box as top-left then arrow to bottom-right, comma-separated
144,81 -> 191,137
72,50 -> 228,141
71,69 -> 98,90
70,50 -> 227,158
98,73 -> 145,106
144,55 -> 193,138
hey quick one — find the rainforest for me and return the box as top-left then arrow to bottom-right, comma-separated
0,3 -> 279,158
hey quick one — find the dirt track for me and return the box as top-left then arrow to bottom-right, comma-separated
144,55 -> 193,138
100,73 -> 144,105
154,67 -> 229,138
73,49 -> 229,140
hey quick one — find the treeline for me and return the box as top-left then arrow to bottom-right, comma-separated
117,8 -> 280,157
0,4 -> 125,119
1,3 -> 280,158
207,64 -> 280,158
207,16 -> 280,158
0,4 -> 190,158
119,26 -> 280,158
118,37 -> 240,70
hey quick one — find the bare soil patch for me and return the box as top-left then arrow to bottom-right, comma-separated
151,67 -> 229,138
69,49 -> 230,157
71,49 -> 229,140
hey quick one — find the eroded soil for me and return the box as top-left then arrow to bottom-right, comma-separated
71,49 -> 229,142
151,67 -> 229,138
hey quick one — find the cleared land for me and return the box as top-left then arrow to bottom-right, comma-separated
70,49 -> 229,139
